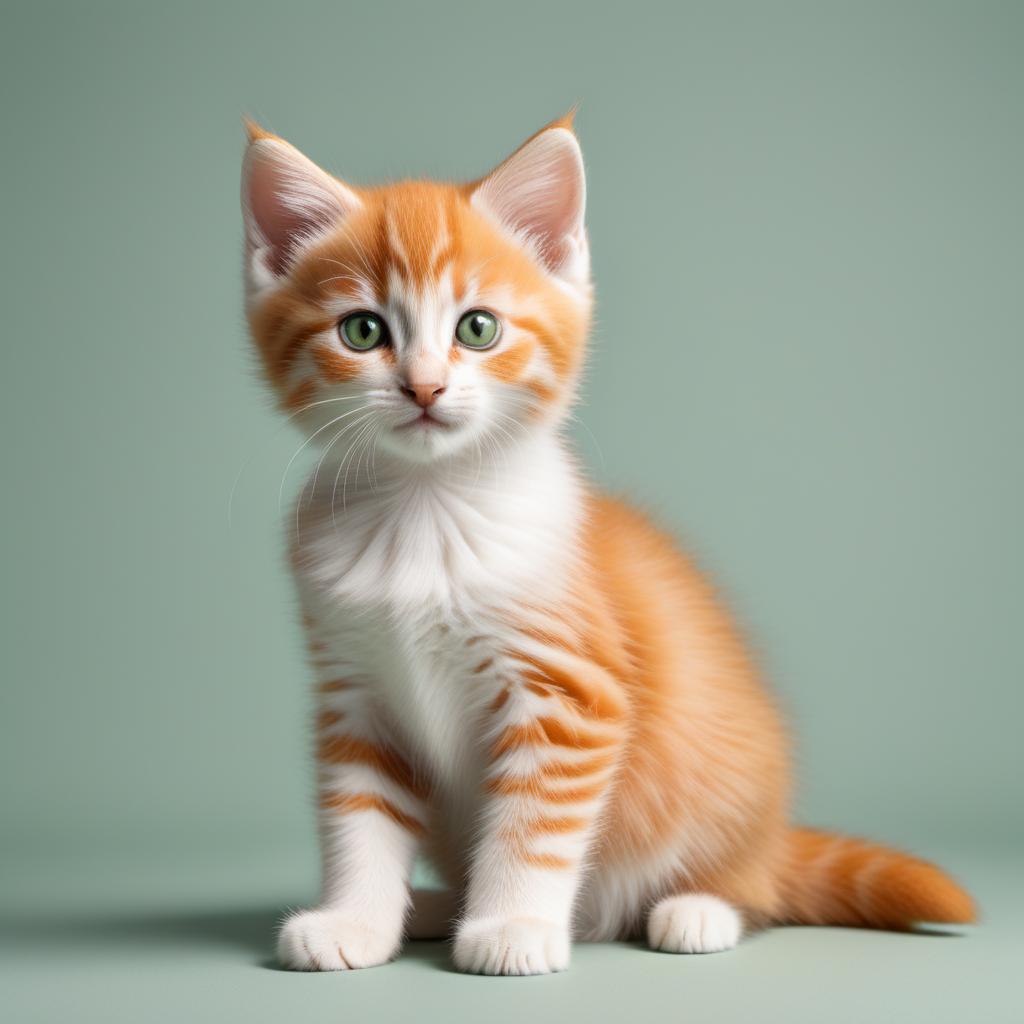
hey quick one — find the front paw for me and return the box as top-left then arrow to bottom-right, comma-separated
277,908 -> 401,971
453,916 -> 570,976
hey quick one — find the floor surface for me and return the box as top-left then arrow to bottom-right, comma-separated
3,844 -> 1020,1023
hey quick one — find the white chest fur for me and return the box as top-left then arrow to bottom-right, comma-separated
293,432 -> 582,788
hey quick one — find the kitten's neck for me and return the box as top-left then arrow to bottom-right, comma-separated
295,426 -> 584,612
305,424 -> 575,506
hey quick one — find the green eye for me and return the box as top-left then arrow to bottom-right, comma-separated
339,313 -> 387,351
456,310 -> 500,349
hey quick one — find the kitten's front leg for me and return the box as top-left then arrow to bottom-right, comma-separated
278,676 -> 429,971
453,643 -> 627,976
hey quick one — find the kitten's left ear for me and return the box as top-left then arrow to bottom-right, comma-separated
470,113 -> 589,289
241,120 -> 361,295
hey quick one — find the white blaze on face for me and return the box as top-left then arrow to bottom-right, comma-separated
385,267 -> 457,387
368,266 -> 486,462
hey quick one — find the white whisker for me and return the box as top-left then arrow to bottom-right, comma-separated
278,405 -> 375,514
228,394 -> 368,528
330,412 -> 377,526
306,404 -> 372,506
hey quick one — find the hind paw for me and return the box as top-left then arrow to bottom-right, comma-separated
647,893 -> 742,954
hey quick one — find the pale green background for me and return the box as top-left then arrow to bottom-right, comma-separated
2,1 -> 1022,1021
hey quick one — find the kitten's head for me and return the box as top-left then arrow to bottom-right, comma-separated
241,116 -> 591,464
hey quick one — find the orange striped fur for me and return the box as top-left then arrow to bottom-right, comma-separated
321,791 -> 427,838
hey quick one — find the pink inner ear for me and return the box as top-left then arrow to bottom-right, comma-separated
243,140 -> 357,279
247,157 -> 310,276
473,127 -> 586,276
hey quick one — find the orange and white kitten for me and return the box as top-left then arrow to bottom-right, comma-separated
241,116 -> 974,976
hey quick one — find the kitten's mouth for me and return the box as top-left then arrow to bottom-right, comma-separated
396,410 -> 452,432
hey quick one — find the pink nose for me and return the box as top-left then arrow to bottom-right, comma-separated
401,382 -> 446,408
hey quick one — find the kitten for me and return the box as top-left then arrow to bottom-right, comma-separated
240,115 -> 974,975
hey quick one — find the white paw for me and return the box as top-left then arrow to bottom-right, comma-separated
277,908 -> 401,971
453,916 -> 570,976
647,893 -> 743,954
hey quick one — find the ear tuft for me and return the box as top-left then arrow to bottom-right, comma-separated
471,118 -> 588,286
243,116 -> 275,144
553,105 -> 579,132
241,133 -> 360,292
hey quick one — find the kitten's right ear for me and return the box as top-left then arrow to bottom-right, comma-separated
241,121 -> 360,293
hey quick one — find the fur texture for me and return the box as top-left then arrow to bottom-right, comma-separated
240,115 -> 975,976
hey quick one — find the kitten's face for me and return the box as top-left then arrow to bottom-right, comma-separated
242,119 -> 591,465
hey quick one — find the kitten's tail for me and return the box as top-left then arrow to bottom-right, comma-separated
775,827 -> 976,930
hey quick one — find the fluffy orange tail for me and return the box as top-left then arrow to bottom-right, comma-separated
776,828 -> 976,930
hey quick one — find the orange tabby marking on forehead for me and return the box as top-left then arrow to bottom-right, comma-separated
382,184 -> 449,286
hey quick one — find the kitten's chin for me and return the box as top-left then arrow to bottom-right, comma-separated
377,418 -> 478,464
